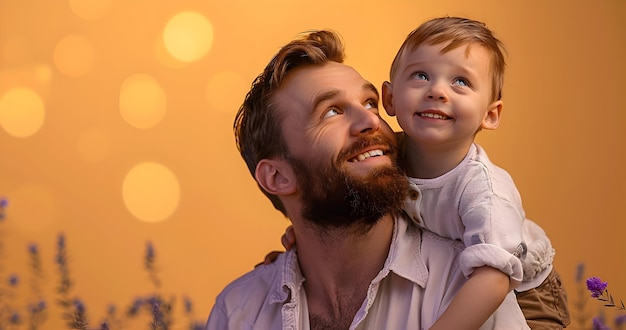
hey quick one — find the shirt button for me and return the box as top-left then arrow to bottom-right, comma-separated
409,189 -> 419,200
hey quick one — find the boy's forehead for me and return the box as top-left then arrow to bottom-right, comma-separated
396,42 -> 490,69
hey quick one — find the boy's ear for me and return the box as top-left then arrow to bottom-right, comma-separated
255,159 -> 296,196
381,81 -> 396,116
481,100 -> 503,130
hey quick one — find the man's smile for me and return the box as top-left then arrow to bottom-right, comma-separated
349,149 -> 384,162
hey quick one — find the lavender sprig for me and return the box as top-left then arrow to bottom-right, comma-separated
145,241 -> 161,290
587,277 -> 626,310
55,233 -> 91,329
28,243 -> 47,329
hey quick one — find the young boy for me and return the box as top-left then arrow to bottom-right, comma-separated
381,16 -> 570,329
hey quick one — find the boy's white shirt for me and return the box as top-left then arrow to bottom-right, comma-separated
403,142 -> 554,290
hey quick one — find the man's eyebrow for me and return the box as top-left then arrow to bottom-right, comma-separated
312,90 -> 341,111
311,83 -> 379,111
363,82 -> 379,98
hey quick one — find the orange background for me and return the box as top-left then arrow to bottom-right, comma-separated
1,0 -> 625,328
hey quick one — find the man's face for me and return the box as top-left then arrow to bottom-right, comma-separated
273,62 -> 408,228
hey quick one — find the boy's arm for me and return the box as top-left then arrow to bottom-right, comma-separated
429,266 -> 511,330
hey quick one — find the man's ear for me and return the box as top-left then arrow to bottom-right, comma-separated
481,100 -> 503,130
255,159 -> 296,196
382,81 -> 396,117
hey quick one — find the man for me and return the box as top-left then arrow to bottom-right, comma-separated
206,30 -> 528,329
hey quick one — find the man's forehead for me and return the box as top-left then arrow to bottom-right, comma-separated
275,62 -> 376,106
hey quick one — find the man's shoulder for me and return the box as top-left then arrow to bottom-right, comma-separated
215,251 -> 291,307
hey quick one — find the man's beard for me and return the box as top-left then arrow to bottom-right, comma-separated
287,135 -> 408,231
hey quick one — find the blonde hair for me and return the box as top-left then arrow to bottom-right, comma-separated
389,17 -> 507,102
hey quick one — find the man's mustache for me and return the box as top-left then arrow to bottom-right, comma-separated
336,133 -> 397,163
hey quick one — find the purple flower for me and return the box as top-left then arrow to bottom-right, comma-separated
146,241 -> 155,260
616,314 -> 626,326
184,296 -> 193,313
57,233 -> 66,249
190,322 -> 205,330
29,300 -> 47,314
73,298 -> 85,314
576,263 -> 585,282
28,243 -> 38,255
0,197 -> 6,221
593,317 -> 611,330
10,312 -> 20,324
128,297 -> 144,315
587,277 -> 609,298
8,273 -> 19,286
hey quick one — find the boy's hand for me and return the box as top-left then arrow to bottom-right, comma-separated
281,225 -> 295,250
255,251 -> 283,268
255,226 -> 296,268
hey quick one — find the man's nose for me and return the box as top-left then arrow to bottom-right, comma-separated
350,106 -> 380,135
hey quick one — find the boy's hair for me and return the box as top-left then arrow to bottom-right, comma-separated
389,16 -> 507,102
234,30 -> 345,216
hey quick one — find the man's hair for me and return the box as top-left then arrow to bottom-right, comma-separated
234,30 -> 345,216
389,16 -> 507,102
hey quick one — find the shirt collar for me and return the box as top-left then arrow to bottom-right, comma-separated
270,214 -> 429,304
379,214 -> 428,288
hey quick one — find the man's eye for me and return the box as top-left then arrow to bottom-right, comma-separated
323,108 -> 340,118
364,100 -> 378,110
452,78 -> 470,87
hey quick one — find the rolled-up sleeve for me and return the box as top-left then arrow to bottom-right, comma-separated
458,163 -> 526,285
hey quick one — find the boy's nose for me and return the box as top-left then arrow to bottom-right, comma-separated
426,83 -> 448,101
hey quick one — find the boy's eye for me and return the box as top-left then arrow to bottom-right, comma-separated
412,72 -> 428,81
323,108 -> 340,118
452,78 -> 470,87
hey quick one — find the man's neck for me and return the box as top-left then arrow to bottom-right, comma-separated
293,214 -> 395,327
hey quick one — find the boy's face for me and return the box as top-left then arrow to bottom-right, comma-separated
383,43 -> 502,149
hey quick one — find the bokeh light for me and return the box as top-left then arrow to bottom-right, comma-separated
122,162 -> 180,223
206,70 -> 247,114
0,87 -> 45,138
119,73 -> 166,129
53,34 -> 95,78
162,11 -> 213,63
68,0 -> 112,21
35,65 -> 54,84
76,127 -> 112,163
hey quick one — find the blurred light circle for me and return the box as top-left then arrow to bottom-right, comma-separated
35,65 -> 54,84
119,73 -> 166,129
163,11 -> 213,63
68,0 -> 112,21
53,34 -> 95,78
122,162 -> 180,223
0,87 -> 45,138
206,71 -> 247,114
